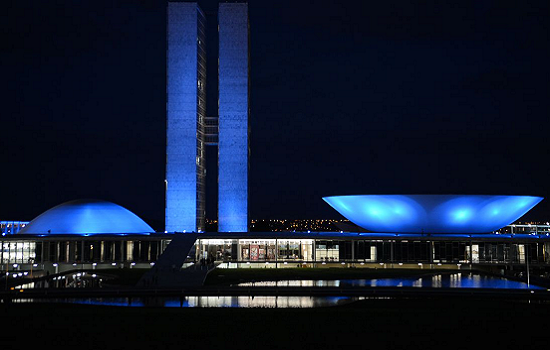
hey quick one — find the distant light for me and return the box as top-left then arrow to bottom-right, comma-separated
23,272 -> 28,276
418,263 -> 422,266
12,264 -> 18,268
360,262 -> 364,265
398,263 -> 403,266
379,263 -> 384,265
150,262 -> 155,266
53,263 -> 58,267
283,262 -> 287,265
72,263 -> 77,266
92,263 -> 97,266
32,263 -> 38,267
131,262 -> 136,266
341,262 -> 345,265
111,263 -> 117,266
92,274 -> 97,278
437,263 -> 442,266
322,262 -> 326,265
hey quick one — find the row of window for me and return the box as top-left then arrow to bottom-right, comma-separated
2,239 -> 550,265
197,240 -> 550,264
1,240 -> 169,264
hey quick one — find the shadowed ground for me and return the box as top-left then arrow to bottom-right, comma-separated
0,298 -> 548,349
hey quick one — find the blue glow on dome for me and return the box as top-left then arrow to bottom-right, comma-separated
18,199 -> 154,235
323,195 -> 543,234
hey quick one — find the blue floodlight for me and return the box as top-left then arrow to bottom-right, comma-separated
323,195 -> 543,234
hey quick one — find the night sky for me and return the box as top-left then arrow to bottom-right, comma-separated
2,0 -> 549,229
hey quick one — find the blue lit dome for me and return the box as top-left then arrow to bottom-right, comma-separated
18,199 -> 154,235
323,195 -> 543,234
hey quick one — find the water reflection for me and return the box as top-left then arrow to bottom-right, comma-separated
8,273 -> 542,309
238,280 -> 340,287
236,273 -> 543,290
12,295 -> 361,308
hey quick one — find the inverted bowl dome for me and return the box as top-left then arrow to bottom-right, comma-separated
323,195 -> 543,234
18,199 -> 154,235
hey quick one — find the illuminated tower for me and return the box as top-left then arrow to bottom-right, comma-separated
218,3 -> 249,232
165,2 -> 206,232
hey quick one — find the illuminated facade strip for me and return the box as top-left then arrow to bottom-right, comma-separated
166,2 -> 206,233
218,3 -> 249,232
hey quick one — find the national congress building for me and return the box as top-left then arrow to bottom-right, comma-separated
2,3 -> 549,282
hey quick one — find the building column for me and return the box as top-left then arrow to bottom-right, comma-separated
275,239 -> 278,265
66,241 -> 73,263
312,239 -> 316,265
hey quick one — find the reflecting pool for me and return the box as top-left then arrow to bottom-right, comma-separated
13,295 -> 361,308
236,273 -> 543,290
8,273 -> 543,308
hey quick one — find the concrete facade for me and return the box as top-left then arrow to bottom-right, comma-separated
218,3 -> 249,232
166,2 -> 206,232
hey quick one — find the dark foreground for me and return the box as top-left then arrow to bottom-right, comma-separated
1,298 -> 549,349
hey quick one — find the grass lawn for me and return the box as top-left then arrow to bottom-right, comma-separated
96,268 -> 149,286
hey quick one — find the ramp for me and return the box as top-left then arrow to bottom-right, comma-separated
138,233 -> 203,288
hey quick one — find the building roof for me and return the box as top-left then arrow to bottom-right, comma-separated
18,199 -> 154,235
323,195 -> 543,234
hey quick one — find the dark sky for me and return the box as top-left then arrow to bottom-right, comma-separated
2,0 -> 549,229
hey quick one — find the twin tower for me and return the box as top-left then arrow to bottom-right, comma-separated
166,2 -> 249,233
